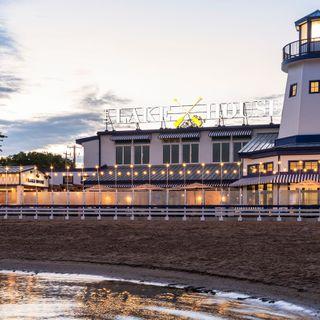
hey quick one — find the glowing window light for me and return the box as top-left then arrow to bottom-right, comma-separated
312,20 -> 320,39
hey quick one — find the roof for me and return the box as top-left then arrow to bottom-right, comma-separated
230,175 -> 275,187
0,165 -> 37,174
83,163 -> 241,186
239,133 -> 278,155
158,132 -> 200,139
231,172 -> 320,186
76,124 -> 279,145
110,134 -> 151,141
295,10 -> 320,26
208,128 -> 252,138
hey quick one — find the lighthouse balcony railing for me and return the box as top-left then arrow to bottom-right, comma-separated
283,37 -> 320,63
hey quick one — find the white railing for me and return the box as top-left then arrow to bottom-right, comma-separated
0,206 -> 319,221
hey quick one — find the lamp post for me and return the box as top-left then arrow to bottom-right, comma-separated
165,164 -> 170,208
66,165 -> 70,206
50,165 -> 54,207
114,165 -> 118,206
5,166 -> 8,207
201,163 -> 205,206
95,165 -> 101,206
130,164 -> 134,206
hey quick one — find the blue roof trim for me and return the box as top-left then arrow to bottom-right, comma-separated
295,10 -> 320,26
76,136 -> 98,145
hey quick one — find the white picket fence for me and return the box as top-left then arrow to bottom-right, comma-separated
0,206 -> 319,221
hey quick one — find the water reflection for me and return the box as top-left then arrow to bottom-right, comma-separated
0,271 -> 315,320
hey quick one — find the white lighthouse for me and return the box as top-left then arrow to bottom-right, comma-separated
278,10 -> 320,144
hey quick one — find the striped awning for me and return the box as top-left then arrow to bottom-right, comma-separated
274,173 -> 320,184
111,134 -> 151,141
209,129 -> 252,138
230,175 -> 276,187
158,132 -> 200,139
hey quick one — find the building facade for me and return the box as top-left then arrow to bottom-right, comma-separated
232,10 -> 320,205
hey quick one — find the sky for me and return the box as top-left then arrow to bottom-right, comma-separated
0,0 -> 319,157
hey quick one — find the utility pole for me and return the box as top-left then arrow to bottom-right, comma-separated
67,145 -> 81,167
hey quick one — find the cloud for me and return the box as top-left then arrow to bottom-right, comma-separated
0,20 -> 17,54
0,89 -> 130,155
81,87 -> 131,109
0,74 -> 22,98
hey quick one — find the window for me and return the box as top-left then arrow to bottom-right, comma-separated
305,161 -> 318,172
221,143 -> 230,162
183,143 -> 199,163
212,143 -> 220,162
134,145 -> 150,164
116,145 -> 131,164
233,141 -> 249,162
311,19 -> 320,39
289,83 -> 297,97
163,144 -> 179,164
247,162 -> 273,176
310,81 -> 320,94
289,160 -> 318,172
63,176 -> 73,184
289,161 -> 303,172
212,142 -> 230,163
300,22 -> 308,43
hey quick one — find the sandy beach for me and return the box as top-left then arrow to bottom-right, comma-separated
0,220 -> 319,310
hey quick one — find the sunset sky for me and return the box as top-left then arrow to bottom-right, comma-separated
0,0 -> 319,156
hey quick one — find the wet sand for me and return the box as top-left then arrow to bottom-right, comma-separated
0,220 -> 319,310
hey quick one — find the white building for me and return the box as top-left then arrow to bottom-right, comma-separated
232,10 -> 320,204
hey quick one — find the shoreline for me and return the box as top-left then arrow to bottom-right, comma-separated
0,258 -> 319,312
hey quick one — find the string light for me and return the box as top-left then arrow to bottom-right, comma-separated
197,170 -> 201,174
109,171 -> 113,175
152,171 -> 156,175
134,172 -> 138,176
143,171 -> 147,175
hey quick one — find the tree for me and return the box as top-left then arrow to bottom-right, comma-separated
0,152 -> 73,171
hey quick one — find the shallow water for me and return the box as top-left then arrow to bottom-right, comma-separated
0,271 -> 317,320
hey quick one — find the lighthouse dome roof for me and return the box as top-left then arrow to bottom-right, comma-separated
295,10 -> 320,26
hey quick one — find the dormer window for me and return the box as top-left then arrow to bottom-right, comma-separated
289,83 -> 297,97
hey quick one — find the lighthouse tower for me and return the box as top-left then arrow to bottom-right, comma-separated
277,10 -> 320,146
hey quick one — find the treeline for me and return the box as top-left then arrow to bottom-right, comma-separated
0,152 -> 73,171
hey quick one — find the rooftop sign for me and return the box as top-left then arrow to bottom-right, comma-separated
105,97 -> 283,129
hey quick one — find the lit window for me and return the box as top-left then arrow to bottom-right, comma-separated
311,20 -> 320,39
289,83 -> 297,97
310,81 -> 320,94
